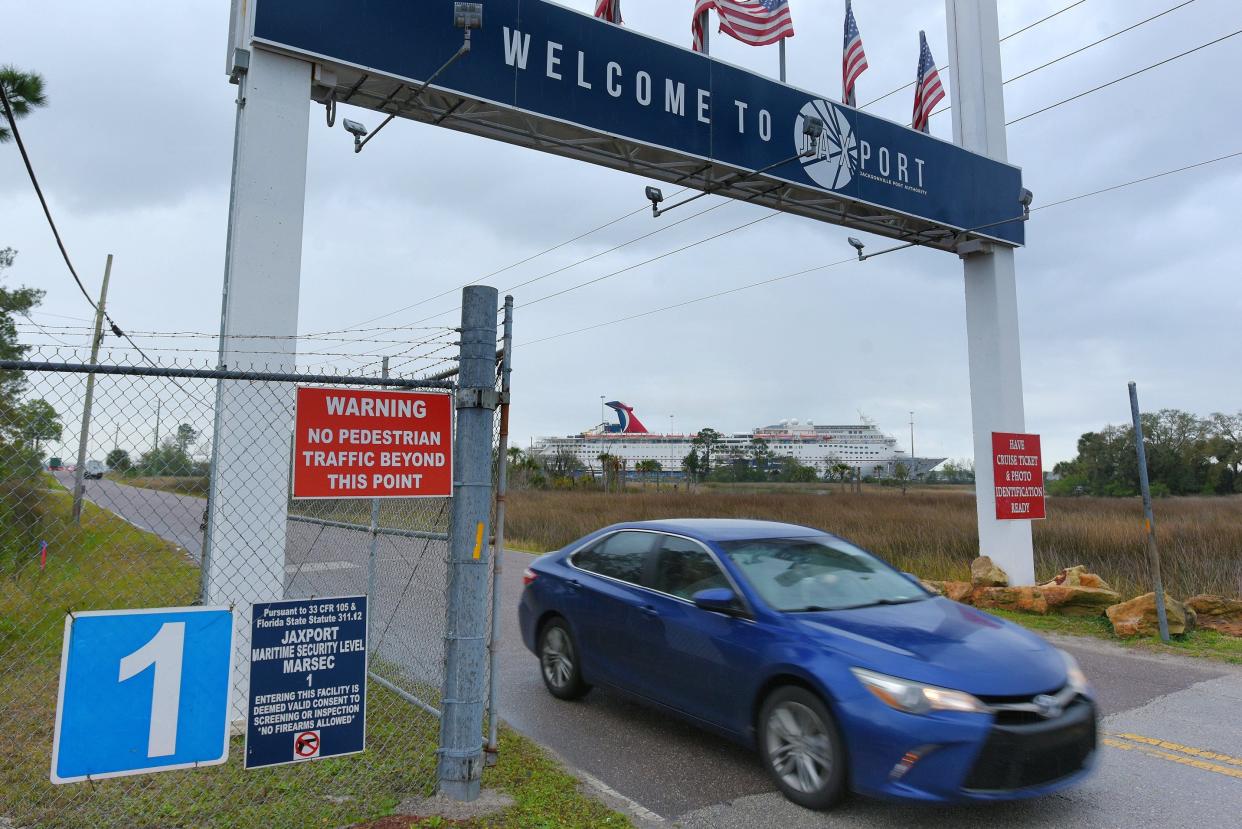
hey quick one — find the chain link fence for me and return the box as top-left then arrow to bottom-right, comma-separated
0,309 -> 509,829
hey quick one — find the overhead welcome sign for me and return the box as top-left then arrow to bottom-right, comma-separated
248,0 -> 1024,247
292,387 -> 453,498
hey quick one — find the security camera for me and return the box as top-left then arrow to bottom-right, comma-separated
847,237 -> 866,260
646,186 -> 665,216
342,119 -> 368,138
454,2 -> 483,29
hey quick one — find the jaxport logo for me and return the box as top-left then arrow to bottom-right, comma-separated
796,100 -> 859,190
795,100 -> 930,196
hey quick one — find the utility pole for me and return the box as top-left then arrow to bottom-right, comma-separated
72,254 -> 113,523
946,0 -> 1036,585
438,285 -> 500,801
1129,382 -> 1170,643
909,411 -> 915,477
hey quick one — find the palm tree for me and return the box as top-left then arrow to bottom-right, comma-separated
0,67 -> 47,142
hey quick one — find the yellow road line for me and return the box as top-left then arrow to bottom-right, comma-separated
1109,732 -> 1242,767
1104,736 -> 1242,781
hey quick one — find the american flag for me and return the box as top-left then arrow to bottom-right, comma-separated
594,0 -> 622,24
693,0 -> 795,52
842,0 -> 868,106
912,30 -> 945,133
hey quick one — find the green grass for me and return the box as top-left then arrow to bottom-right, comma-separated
0,489 -> 628,828
987,608 -> 1242,665
106,472 -> 209,498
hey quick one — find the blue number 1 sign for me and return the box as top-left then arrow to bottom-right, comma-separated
51,606 -> 234,783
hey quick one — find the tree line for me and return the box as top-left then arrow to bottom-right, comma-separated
1051,409 -> 1242,496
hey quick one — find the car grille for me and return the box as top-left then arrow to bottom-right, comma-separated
962,697 -> 1097,791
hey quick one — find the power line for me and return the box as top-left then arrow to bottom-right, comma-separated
915,0 -> 1208,126
0,81 -> 174,377
1004,0 -> 1197,87
522,211 -> 779,308
1007,27 -> 1241,126
343,190 -> 687,330
520,149 -> 1242,348
857,0 -> 1087,109
1032,150 -> 1242,211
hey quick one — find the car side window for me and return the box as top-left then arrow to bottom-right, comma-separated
654,536 -> 731,600
573,531 -> 655,586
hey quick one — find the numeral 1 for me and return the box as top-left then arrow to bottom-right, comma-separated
118,622 -> 185,758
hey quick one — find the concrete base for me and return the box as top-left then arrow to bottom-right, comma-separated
396,789 -> 514,821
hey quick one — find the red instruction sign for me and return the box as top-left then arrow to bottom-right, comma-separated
992,432 -> 1045,520
292,387 -> 453,499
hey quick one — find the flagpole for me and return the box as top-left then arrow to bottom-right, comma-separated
699,10 -> 710,55
779,38 -> 787,82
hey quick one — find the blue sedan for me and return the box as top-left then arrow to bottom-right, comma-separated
518,519 -> 1097,809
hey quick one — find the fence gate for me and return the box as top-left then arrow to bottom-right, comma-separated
0,289 -> 511,828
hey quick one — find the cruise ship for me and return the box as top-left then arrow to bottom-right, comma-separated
532,402 -> 944,478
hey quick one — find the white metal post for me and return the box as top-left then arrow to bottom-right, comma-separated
945,0 -> 1035,585
203,45 -> 312,721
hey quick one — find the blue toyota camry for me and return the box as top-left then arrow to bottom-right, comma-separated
518,519 -> 1097,810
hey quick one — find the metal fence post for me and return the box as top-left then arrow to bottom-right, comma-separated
1128,381 -> 1170,643
485,296 -> 513,763
438,285 -> 499,801
367,357 -> 390,605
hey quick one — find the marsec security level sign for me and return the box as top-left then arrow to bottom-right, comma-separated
992,432 -> 1046,520
246,596 -> 368,769
293,386 -> 452,498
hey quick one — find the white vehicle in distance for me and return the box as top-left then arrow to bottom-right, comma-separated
84,460 -> 107,480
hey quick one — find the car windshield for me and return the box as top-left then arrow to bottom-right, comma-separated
718,536 -> 929,612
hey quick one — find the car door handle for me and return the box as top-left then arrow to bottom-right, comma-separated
638,604 -> 659,617
566,578 -> 581,591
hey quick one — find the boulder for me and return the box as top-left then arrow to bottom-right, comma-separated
1041,584 -> 1121,617
1105,593 -> 1188,637
1184,595 -> 1242,637
925,580 -> 974,603
1044,564 -> 1113,592
969,586 -> 1048,615
970,556 -> 1009,587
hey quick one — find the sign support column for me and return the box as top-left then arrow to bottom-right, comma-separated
945,0 -> 1035,585
438,285 -> 499,801
203,44 -> 313,720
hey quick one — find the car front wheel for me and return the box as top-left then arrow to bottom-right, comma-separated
538,618 -> 590,700
758,686 -> 846,810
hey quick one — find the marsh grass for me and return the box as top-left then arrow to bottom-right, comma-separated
505,489 -> 1242,600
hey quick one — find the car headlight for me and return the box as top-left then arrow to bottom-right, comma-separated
850,667 -> 989,715
1058,649 -> 1091,695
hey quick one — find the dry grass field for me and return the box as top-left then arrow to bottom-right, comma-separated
505,489 -> 1242,601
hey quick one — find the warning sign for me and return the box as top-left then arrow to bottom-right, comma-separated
293,730 -> 321,759
992,432 -> 1046,520
244,596 -> 367,769
292,386 -> 452,499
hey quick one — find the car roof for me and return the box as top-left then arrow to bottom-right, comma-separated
603,518 -> 827,542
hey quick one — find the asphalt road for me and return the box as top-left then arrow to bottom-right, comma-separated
66,477 -> 1242,827
495,550 -> 1242,828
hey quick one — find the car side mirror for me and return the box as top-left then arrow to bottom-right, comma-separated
692,587 -> 742,616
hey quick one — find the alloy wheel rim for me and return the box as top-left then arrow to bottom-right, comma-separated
541,627 -> 574,688
765,701 -> 833,794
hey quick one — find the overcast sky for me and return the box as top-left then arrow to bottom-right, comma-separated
2,0 -> 1240,465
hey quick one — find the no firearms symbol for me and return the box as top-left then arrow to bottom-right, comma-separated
294,730 -> 321,760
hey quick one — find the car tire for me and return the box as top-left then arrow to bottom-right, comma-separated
538,618 -> 590,700
758,686 -> 847,810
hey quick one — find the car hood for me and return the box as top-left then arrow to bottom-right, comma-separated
792,597 -> 1067,697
